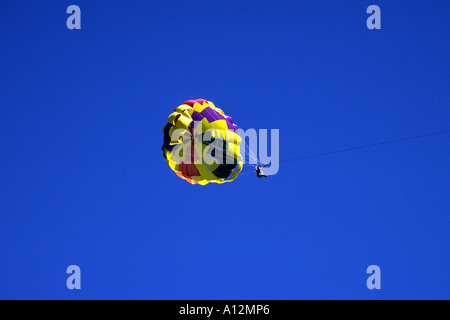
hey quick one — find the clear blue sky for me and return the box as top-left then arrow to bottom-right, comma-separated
1,1 -> 449,299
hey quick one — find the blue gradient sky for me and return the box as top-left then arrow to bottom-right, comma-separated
1,1 -> 449,299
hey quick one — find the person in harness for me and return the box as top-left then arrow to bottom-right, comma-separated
256,162 -> 270,178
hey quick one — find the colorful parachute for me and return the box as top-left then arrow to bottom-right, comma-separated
162,99 -> 243,185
